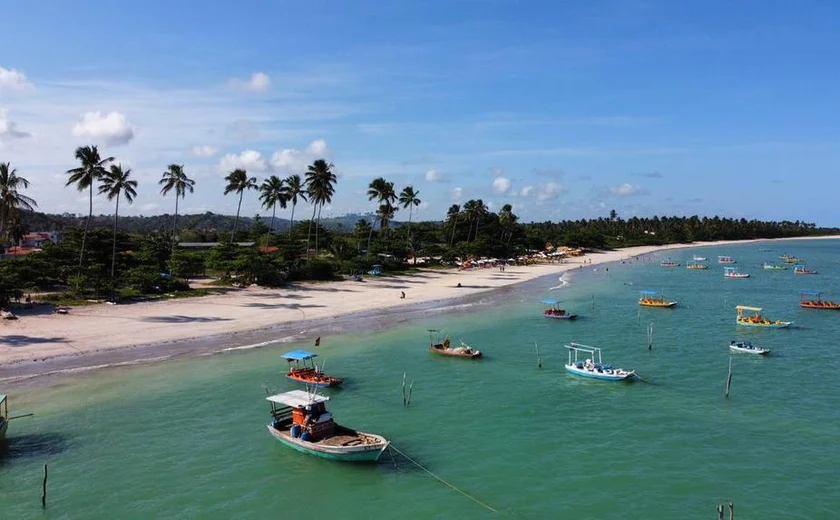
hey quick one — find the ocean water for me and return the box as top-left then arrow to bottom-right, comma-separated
2,240 -> 840,519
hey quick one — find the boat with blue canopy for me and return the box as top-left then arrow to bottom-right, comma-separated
793,264 -> 818,275
282,350 -> 343,388
564,343 -> 635,381
542,299 -> 577,320
638,290 -> 677,308
799,291 -> 840,309
266,390 -> 389,462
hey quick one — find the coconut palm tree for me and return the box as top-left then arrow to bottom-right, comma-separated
99,164 -> 138,278
366,177 -> 397,251
304,159 -> 337,255
223,169 -> 258,242
398,185 -> 421,253
0,162 -> 37,247
282,174 -> 306,237
445,204 -> 460,247
66,145 -> 114,278
158,164 -> 195,240
259,175 -> 287,233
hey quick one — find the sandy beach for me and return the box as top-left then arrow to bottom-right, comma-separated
1,236 -> 837,380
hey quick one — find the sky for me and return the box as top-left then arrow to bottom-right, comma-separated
1,0 -> 839,225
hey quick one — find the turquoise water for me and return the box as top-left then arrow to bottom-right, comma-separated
3,240 -> 840,519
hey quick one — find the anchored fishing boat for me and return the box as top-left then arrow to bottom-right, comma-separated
687,263 -> 708,270
564,343 -> 635,381
780,254 -> 802,264
692,255 -> 708,262
763,263 -> 787,270
266,390 -> 389,462
638,290 -> 677,308
793,264 -> 818,275
660,258 -> 680,267
282,350 -> 343,388
729,340 -> 770,356
799,291 -> 840,310
724,267 -> 750,279
735,306 -> 791,328
542,299 -> 577,320
0,395 -> 7,443
428,330 -> 482,359
718,255 -> 736,264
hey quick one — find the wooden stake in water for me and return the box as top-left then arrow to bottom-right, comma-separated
647,322 -> 654,350
534,342 -> 542,369
729,502 -> 734,520
41,464 -> 48,508
591,293 -> 595,310
401,372 -> 407,406
717,504 -> 724,520
725,357 -> 733,398
407,380 -> 414,406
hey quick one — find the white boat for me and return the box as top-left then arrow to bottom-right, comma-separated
718,256 -> 736,264
564,343 -> 635,381
724,267 -> 750,279
692,255 -> 708,262
660,259 -> 680,267
729,340 -> 770,356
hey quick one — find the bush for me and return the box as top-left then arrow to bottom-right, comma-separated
287,259 -> 336,281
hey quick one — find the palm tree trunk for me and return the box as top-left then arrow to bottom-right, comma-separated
270,203 -> 276,233
288,202 -> 296,237
232,191 -> 243,243
315,204 -> 323,255
449,217 -> 457,247
171,196 -> 179,252
367,221 -> 374,257
76,182 -> 94,288
306,204 -> 316,255
111,194 -> 120,279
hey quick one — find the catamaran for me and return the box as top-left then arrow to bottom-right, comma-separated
638,290 -> 677,307
735,306 -> 791,328
799,291 -> 840,310
266,390 -> 389,462
282,350 -> 343,388
793,264 -> 818,275
428,330 -> 482,359
729,340 -> 770,356
542,299 -> 577,320
763,262 -> 787,270
718,256 -> 736,264
660,258 -> 680,267
724,267 -> 750,279
564,343 -> 635,381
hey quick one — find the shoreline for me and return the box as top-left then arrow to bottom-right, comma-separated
2,235 -> 838,385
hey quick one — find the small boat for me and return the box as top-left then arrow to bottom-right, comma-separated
282,350 -> 343,388
718,256 -> 736,264
638,290 -> 677,308
0,394 -> 7,443
763,263 -> 787,270
1,310 -> 18,320
564,343 -> 635,381
729,340 -> 770,356
735,305 -> 791,328
542,299 -> 577,320
799,291 -> 840,310
428,330 -> 482,359
793,264 -> 818,275
266,390 -> 389,462
780,254 -> 802,264
686,263 -> 708,270
660,258 -> 680,267
724,267 -> 750,279
692,255 -> 708,262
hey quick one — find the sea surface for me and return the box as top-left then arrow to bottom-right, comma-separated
2,240 -> 840,519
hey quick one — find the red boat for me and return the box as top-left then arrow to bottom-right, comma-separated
282,350 -> 343,388
794,264 -> 818,275
428,330 -> 482,359
799,291 -> 840,309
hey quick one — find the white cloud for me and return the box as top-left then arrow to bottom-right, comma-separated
228,72 -> 272,92
0,66 -> 32,91
191,145 -> 217,157
492,176 -> 511,194
609,183 -> 643,197
0,108 -> 31,139
218,150 -> 268,172
451,187 -> 463,203
269,139 -> 330,173
519,185 -> 534,197
537,182 -> 563,201
424,169 -> 449,182
71,111 -> 135,146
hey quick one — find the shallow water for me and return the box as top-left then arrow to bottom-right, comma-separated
2,240 -> 839,519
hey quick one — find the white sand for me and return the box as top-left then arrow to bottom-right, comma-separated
1,237 -> 837,367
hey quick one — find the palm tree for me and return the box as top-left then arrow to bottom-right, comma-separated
446,204 -> 460,247
282,174 -> 306,237
0,162 -> 37,247
366,177 -> 397,252
259,175 -> 287,233
66,145 -> 114,279
158,164 -> 195,240
463,199 -> 488,242
304,159 -> 337,255
498,204 -> 518,244
398,185 -> 421,256
99,164 -> 138,278
223,169 -> 258,242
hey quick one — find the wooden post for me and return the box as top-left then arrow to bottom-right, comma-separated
648,322 -> 654,350
401,372 -> 407,406
41,464 -> 48,508
407,380 -> 414,407
534,342 -> 541,369
729,502 -> 734,520
717,504 -> 724,520
725,357 -> 733,398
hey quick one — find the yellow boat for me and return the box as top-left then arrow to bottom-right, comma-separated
735,305 -> 791,328
639,290 -> 677,308
686,263 -> 708,270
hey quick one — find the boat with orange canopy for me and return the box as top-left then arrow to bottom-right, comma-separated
799,291 -> 840,309
638,290 -> 677,308
282,350 -> 343,388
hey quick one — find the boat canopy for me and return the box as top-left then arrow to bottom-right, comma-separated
266,390 -> 329,408
542,299 -> 562,305
639,290 -> 659,295
282,350 -> 318,361
736,305 -> 762,312
565,342 -> 601,354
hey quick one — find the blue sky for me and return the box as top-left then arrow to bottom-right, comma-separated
1,0 -> 839,224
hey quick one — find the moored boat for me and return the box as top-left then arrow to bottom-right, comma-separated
799,291 -> 840,309
763,263 -> 787,270
660,258 -> 680,267
686,263 -> 708,270
564,343 -> 635,381
428,330 -> 482,359
793,264 -> 818,275
735,305 -> 791,328
282,350 -> 343,388
692,255 -> 708,262
729,340 -> 770,355
266,390 -> 389,462
718,255 -> 736,264
638,290 -> 677,308
542,299 -> 577,320
724,267 -> 750,279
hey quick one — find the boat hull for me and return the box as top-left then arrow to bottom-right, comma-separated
429,347 -> 482,359
638,301 -> 677,308
564,364 -> 634,381
735,320 -> 791,328
543,313 -> 577,320
725,274 -> 750,279
729,346 -> 770,355
267,425 -> 388,462
800,303 -> 840,310
285,375 -> 343,388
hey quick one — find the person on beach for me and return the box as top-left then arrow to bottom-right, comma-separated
400,291 -> 405,299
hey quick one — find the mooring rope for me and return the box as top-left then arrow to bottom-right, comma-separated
388,444 -> 499,514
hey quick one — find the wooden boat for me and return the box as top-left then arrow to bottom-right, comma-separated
282,350 -> 343,388
266,390 -> 389,462
724,267 -> 750,279
780,254 -> 802,264
686,263 -> 708,270
564,343 -> 635,381
735,306 -> 791,328
692,255 -> 708,262
0,395 -> 7,444
763,263 -> 787,270
729,340 -> 770,356
638,290 -> 677,308
793,264 -> 818,275
799,291 -> 840,310
660,259 -> 680,267
428,330 -> 482,359
542,299 -> 577,320
718,255 -> 736,264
